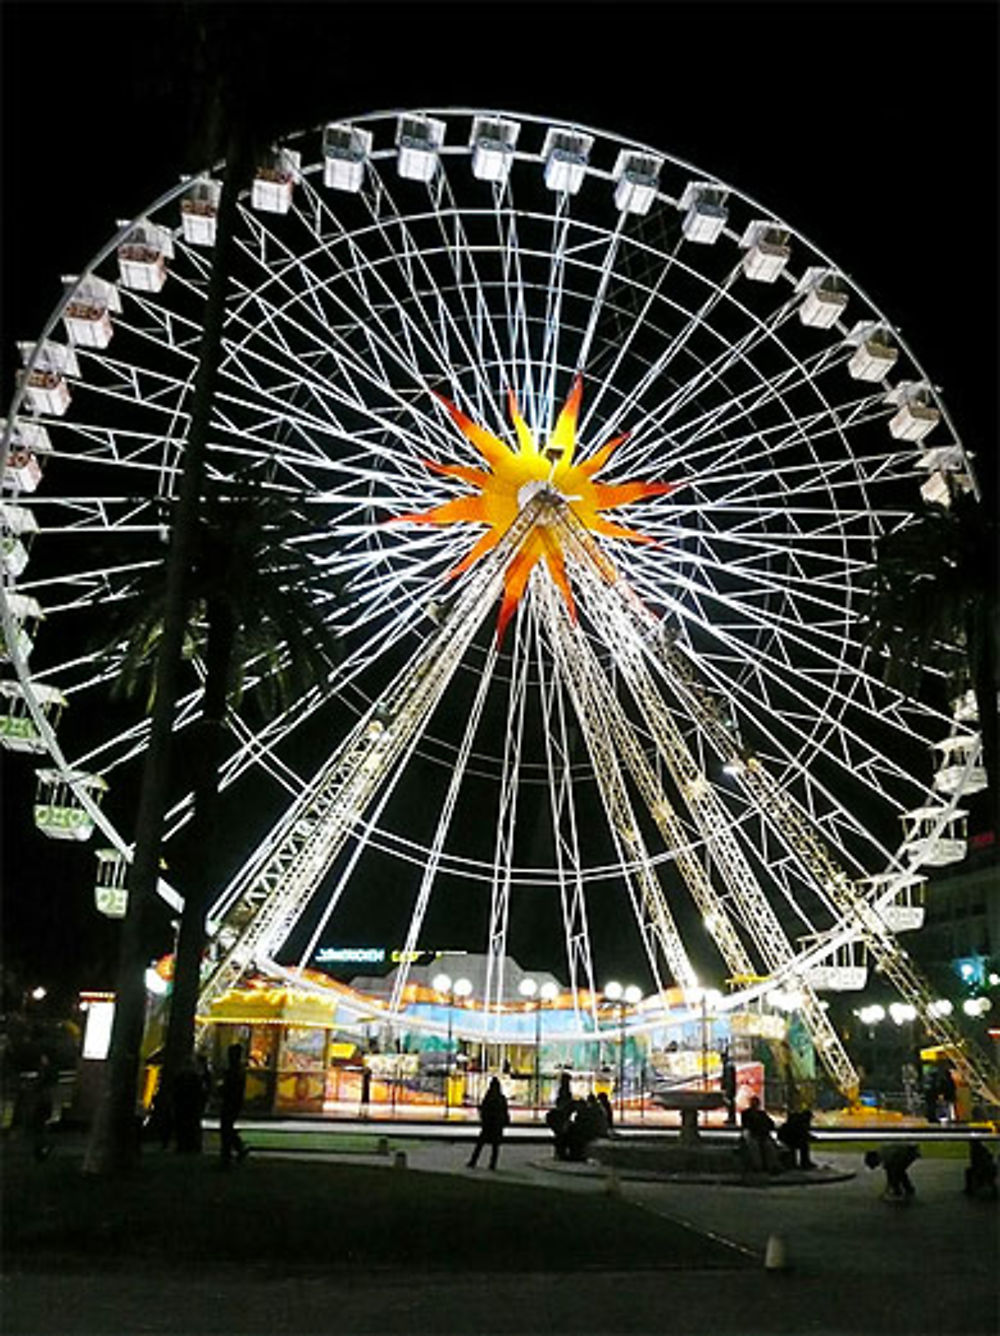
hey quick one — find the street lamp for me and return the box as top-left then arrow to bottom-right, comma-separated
432,973 -> 472,1119
604,981 -> 643,1122
519,977 -> 558,1117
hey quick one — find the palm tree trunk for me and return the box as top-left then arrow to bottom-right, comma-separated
158,601 -> 236,1113
83,141 -> 247,1175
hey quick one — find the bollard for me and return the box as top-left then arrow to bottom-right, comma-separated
764,1233 -> 788,1271
393,1149 -> 408,1169
376,1136 -> 390,1156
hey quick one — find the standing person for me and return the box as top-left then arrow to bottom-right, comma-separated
721,1048 -> 738,1126
937,1066 -> 957,1124
546,1071 -> 574,1160
219,1043 -> 249,1167
27,1054 -> 57,1161
554,1070 -> 573,1112
466,1075 -> 510,1171
864,1144 -> 920,1199
360,1063 -> 372,1119
596,1089 -> 614,1135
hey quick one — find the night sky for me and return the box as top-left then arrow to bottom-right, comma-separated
2,2 -> 996,1008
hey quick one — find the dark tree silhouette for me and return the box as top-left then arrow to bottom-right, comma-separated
864,489 -> 999,833
84,8 -> 292,1175
106,475 -> 340,1138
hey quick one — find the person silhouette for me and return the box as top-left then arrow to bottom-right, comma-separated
467,1075 -> 510,1170
219,1043 -> 249,1166
864,1144 -> 919,1199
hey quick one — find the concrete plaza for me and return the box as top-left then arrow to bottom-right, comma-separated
3,1127 -> 996,1335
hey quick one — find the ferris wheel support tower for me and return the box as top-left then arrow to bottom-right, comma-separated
559,511 -> 1000,1107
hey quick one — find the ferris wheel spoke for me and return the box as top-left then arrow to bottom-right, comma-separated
529,598 -> 597,1013
218,294 -> 437,453
483,602 -> 533,1025
641,294 -> 835,448
494,204 -> 540,413
567,215 -> 628,395
661,611 -> 946,830
604,266 -> 782,457
388,635 -> 502,1016
580,247 -> 687,433
654,588 -> 947,802
665,351 -> 864,467
421,181 -> 511,416
541,581 -> 694,994
350,177 -> 505,408
671,391 -> 889,493
226,246 -> 451,442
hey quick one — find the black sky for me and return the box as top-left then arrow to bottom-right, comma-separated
2,1 -> 997,1004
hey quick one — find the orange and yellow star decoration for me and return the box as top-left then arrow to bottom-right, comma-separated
395,377 -> 677,641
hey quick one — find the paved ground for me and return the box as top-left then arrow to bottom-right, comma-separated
3,1132 -> 997,1335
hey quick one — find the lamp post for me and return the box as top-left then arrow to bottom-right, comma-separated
604,982 -> 643,1123
432,973 -> 472,1119
519,978 -> 558,1117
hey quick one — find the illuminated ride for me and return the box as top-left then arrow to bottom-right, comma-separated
2,108 -> 996,1105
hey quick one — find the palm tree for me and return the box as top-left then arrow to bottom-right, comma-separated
864,488 -> 999,831
106,474 -> 341,1132
83,10 -> 286,1175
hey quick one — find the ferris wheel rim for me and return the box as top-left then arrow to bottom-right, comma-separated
1,106 -> 982,1045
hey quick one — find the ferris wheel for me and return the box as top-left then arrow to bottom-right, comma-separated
2,107 -> 995,1100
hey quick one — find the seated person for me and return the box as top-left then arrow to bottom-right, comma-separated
740,1096 -> 780,1172
964,1140 -> 998,1199
777,1109 -> 816,1170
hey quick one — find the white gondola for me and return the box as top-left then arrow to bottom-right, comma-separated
0,679 -> 66,753
396,115 -> 445,184
679,181 -> 728,243
16,339 -> 77,416
323,124 -> 372,193
1,592 -> 43,661
740,221 -> 791,282
117,221 -> 174,292
1,421 -> 50,494
799,934 -> 868,990
846,322 -> 898,381
61,274 -> 121,349
3,445 -> 42,493
180,178 -> 222,245
252,148 -> 301,214
900,806 -> 967,867
0,502 -> 37,576
34,768 -> 108,842
94,848 -> 129,918
885,381 -> 940,442
796,267 -> 848,328
859,871 -> 926,933
18,369 -> 71,417
932,733 -> 988,797
950,688 -> 978,724
612,150 -> 662,215
919,467 -> 974,508
17,339 -> 79,379
541,127 -> 592,195
469,116 -> 520,185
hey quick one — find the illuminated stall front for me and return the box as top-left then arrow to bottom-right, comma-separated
202,979 -> 342,1115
